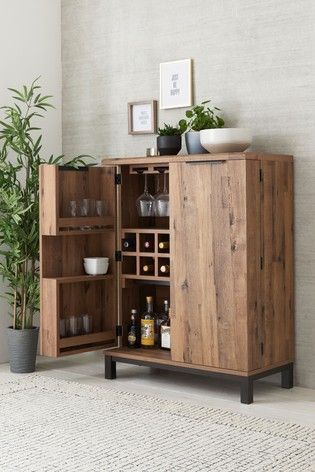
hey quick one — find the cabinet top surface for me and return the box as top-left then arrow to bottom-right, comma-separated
101,152 -> 293,166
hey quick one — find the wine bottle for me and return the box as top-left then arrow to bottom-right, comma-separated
122,238 -> 135,251
155,300 -> 169,345
160,307 -> 171,350
142,263 -> 154,273
127,309 -> 140,348
144,240 -> 154,251
160,264 -> 170,274
141,296 -> 155,348
158,241 -> 169,251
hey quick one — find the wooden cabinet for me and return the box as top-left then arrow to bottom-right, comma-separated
40,153 -> 294,403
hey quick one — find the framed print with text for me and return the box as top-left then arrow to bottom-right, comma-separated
128,100 -> 157,135
160,59 -> 192,109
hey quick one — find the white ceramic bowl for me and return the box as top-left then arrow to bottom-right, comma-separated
83,257 -> 109,275
200,128 -> 252,153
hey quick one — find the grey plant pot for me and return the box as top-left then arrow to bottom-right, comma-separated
7,326 -> 39,373
185,131 -> 208,155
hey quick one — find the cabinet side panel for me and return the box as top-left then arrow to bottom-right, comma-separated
170,160 -> 249,371
246,161 -> 263,371
261,160 -> 294,366
40,165 -> 58,235
40,279 -> 59,357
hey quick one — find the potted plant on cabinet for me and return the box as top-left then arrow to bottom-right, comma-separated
157,122 -> 186,156
0,78 -> 92,373
179,99 -> 225,154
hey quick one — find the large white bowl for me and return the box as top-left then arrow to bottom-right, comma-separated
200,128 -> 252,153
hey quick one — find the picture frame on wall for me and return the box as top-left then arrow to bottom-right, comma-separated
160,58 -> 192,109
128,100 -> 157,135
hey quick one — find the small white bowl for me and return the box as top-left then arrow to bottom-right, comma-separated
200,128 -> 252,153
83,257 -> 109,275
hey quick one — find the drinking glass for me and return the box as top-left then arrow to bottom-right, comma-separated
96,200 -> 107,217
59,318 -> 69,338
155,172 -> 169,217
153,174 -> 161,216
81,314 -> 93,334
69,315 -> 81,336
136,174 -> 155,217
69,200 -> 77,217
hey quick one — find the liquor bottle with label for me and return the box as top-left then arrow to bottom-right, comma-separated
141,296 -> 155,348
142,261 -> 154,274
127,309 -> 140,348
160,307 -> 171,350
143,239 -> 154,251
122,238 -> 135,251
160,263 -> 170,275
155,299 -> 169,345
158,241 -> 169,252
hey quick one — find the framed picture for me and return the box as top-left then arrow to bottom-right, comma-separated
160,59 -> 192,109
128,100 -> 157,135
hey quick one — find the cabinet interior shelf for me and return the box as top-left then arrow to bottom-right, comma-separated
122,274 -> 170,283
43,274 -> 113,284
59,330 -> 114,349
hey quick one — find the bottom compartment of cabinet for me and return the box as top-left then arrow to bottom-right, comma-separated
41,277 -> 116,356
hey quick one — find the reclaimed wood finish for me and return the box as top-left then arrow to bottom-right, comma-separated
40,165 -> 58,235
170,160 -> 250,371
102,152 -> 293,167
260,160 -> 294,366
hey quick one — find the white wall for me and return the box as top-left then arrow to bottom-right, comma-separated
0,0 -> 62,362
62,0 -> 315,388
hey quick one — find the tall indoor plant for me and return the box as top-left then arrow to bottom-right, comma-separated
0,78 -> 91,372
179,99 -> 225,154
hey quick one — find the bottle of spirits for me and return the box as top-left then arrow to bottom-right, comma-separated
143,240 -> 154,251
122,238 -> 135,251
127,309 -> 139,348
158,241 -> 169,252
160,264 -> 170,274
155,299 -> 169,345
142,262 -> 154,274
141,296 -> 155,348
160,307 -> 171,350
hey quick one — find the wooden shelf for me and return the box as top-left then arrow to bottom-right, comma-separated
43,274 -> 113,284
60,330 -> 114,349
122,228 -> 169,234
122,274 -> 170,283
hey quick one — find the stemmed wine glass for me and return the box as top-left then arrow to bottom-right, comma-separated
153,174 -> 162,216
155,172 -> 169,217
136,174 -> 155,217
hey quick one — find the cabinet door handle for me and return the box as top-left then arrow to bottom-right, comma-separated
186,160 -> 225,165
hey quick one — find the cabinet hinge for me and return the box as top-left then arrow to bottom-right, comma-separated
116,325 -> 123,337
115,250 -> 122,262
260,342 -> 264,356
115,173 -> 122,185
259,168 -> 263,182
260,256 -> 264,270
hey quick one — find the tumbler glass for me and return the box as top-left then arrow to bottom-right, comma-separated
81,314 -> 93,334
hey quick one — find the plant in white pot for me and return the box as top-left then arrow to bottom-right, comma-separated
179,100 -> 225,154
0,78 -> 92,373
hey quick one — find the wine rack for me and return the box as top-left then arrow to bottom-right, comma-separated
121,228 -> 170,281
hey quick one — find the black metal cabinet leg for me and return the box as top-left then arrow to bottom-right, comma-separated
105,356 -> 116,379
281,363 -> 293,389
240,378 -> 254,404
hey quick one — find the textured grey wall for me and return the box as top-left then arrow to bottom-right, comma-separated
62,0 -> 315,388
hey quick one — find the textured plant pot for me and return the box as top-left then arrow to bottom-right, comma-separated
185,131 -> 208,154
157,135 -> 181,156
7,326 -> 39,373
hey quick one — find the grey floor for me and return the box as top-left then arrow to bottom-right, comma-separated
1,351 -> 315,427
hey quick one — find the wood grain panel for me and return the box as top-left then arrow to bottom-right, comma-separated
170,160 -> 249,371
40,278 -> 59,357
40,165 -> 58,235
260,160 -> 294,366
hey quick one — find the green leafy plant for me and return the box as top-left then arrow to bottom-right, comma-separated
0,78 -> 93,329
158,122 -> 186,136
179,99 -> 225,132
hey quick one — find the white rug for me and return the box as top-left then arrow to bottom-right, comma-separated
0,375 -> 314,472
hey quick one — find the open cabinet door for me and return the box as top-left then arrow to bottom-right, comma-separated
40,165 -> 120,357
169,159 -> 256,372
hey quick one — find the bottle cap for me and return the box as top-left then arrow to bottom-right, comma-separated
146,296 -> 153,303
131,309 -> 137,314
